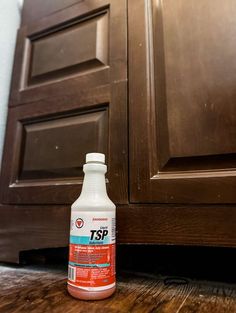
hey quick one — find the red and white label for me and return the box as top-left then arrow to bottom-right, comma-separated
68,211 -> 115,291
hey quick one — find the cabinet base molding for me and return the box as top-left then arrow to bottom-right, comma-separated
0,204 -> 235,263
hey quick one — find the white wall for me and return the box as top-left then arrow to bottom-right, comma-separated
0,0 -> 23,166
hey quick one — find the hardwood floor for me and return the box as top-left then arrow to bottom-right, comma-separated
0,263 -> 236,313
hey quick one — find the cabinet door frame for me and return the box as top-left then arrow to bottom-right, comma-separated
129,0 -> 236,204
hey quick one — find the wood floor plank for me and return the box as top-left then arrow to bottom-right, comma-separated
0,265 -> 236,313
179,282 -> 236,313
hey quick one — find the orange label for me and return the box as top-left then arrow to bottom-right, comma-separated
68,243 -> 115,288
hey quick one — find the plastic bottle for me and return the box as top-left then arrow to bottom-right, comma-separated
67,153 -> 116,300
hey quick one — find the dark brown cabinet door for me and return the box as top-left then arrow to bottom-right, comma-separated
0,0 -> 128,204
129,0 -> 236,203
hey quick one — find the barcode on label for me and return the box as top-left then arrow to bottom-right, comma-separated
68,265 -> 76,282
112,217 -> 116,241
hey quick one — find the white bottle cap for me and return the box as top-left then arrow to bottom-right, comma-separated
86,153 -> 105,164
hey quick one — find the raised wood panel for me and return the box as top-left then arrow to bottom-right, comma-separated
0,79 -> 128,204
10,0 -> 127,106
28,12 -> 108,85
20,110 -> 107,180
164,0 -> 236,158
1,103 -> 109,204
129,0 -> 236,203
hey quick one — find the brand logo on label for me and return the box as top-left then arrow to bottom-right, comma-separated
75,218 -> 84,228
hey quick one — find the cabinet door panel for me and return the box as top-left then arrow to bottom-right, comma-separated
29,13 -> 108,85
1,82 -> 127,204
10,0 -> 126,106
129,0 -> 236,203
21,110 -> 107,180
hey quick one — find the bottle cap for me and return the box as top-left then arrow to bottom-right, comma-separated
86,153 -> 105,164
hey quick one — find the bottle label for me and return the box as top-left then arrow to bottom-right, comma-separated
68,211 -> 116,291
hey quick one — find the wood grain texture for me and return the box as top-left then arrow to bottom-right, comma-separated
1,203 -> 236,263
0,205 -> 70,263
0,265 -> 236,313
163,0 -> 236,158
129,0 -> 236,204
117,204 -> 236,246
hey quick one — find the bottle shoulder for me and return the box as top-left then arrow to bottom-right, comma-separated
71,196 -> 116,211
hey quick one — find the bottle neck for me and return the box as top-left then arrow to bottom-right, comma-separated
80,164 -> 108,199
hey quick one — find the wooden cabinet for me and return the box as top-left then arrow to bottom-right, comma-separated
1,0 -> 236,263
